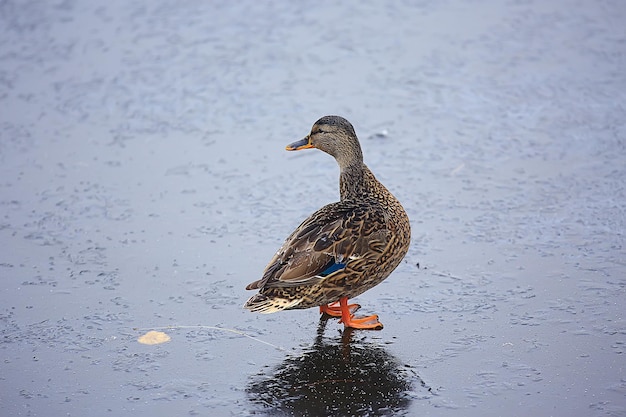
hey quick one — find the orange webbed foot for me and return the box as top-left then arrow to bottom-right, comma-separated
337,297 -> 384,330
340,313 -> 384,330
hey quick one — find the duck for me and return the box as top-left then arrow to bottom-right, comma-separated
244,115 -> 410,330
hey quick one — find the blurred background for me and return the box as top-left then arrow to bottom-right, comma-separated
1,1 -> 624,416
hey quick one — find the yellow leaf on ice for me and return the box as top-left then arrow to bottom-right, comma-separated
138,330 -> 171,345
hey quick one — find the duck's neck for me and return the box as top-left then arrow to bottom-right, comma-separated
339,162 -> 387,202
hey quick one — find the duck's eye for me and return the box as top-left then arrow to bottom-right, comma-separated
316,129 -> 325,134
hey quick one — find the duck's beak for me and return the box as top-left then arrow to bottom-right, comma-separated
286,136 -> 314,151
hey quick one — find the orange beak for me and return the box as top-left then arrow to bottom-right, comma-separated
286,136 -> 314,151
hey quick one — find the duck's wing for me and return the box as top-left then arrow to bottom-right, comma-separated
245,200 -> 390,290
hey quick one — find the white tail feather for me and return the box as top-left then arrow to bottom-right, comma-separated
244,294 -> 302,313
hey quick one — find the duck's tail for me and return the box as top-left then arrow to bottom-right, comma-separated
243,293 -> 302,314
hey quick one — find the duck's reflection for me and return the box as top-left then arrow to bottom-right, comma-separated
247,318 -> 425,416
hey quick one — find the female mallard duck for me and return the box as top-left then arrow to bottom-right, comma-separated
244,116 -> 410,329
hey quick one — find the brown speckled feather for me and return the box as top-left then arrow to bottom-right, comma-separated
245,199 -> 390,290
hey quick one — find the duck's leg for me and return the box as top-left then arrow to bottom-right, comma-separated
338,297 -> 383,330
320,300 -> 360,317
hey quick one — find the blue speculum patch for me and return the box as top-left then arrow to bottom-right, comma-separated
319,261 -> 346,277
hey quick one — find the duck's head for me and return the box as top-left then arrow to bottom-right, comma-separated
286,115 -> 364,169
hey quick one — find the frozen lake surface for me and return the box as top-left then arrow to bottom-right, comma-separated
1,1 -> 625,416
